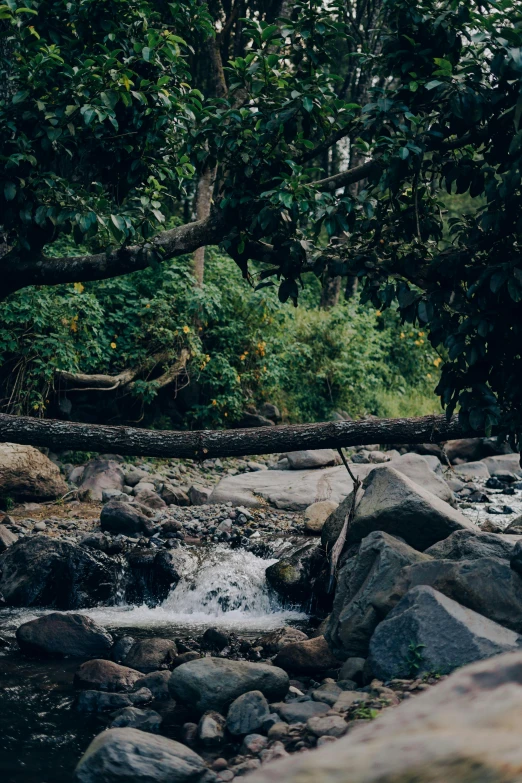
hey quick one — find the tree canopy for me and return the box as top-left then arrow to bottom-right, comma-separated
1,0 -> 521,448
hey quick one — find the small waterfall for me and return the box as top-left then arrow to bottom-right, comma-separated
84,545 -> 308,632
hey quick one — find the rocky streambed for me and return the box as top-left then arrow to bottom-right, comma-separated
1,439 -> 522,783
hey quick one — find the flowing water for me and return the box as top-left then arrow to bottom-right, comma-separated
0,544 -> 308,783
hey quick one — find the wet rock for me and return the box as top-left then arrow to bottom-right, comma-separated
338,657 -> 366,685
0,523 -> 17,552
202,627 -> 230,652
123,638 -> 178,673
226,691 -> 270,736
74,727 -> 209,783
135,670 -> 172,700
125,548 -> 188,605
78,459 -> 125,501
0,536 -> 122,609
0,443 -> 68,500
16,612 -> 112,658
270,701 -> 329,724
304,501 -> 339,534
325,466 -> 474,553
285,450 -> 340,470
111,636 -> 135,664
326,531 -> 430,659
368,585 -> 522,680
188,485 -> 212,505
310,682 -> 343,706
265,540 -> 325,604
307,715 -> 348,738
74,659 -> 143,692
379,557 -> 522,633
425,529 -> 515,561
169,658 -> 289,715
172,651 -> 202,668
110,707 -> 163,733
76,688 -> 153,713
273,636 -> 341,675
100,499 -> 152,536
198,710 -> 226,747
255,627 -> 308,656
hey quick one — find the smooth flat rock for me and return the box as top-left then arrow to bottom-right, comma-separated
453,461 -> 490,478
226,690 -> 270,736
304,500 -> 339,533
244,651 -> 522,783
123,638 -> 177,673
16,613 -> 112,658
425,529 -> 515,561
74,659 -> 143,692
270,700 -> 330,724
285,450 -> 340,470
368,585 -> 522,680
483,454 -> 522,477
208,453 -> 453,510
273,636 -> 341,675
109,707 -> 162,733
169,658 -> 289,714
74,727 -> 208,783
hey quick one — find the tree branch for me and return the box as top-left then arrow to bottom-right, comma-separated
0,412 -> 481,459
54,351 -> 185,392
313,159 -> 382,192
0,211 -> 228,299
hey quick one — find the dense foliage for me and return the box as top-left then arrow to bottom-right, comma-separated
0,250 -> 440,425
1,0 -> 521,446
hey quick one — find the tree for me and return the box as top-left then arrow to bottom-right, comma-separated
1,0 -> 521,449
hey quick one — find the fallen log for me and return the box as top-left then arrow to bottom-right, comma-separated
0,413 -> 480,460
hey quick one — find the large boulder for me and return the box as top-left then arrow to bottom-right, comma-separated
326,531 -> 430,659
273,635 -> 341,675
74,659 -> 143,692
377,556 -> 522,634
168,658 -> 289,714
255,627 -> 309,656
16,612 -> 112,658
323,466 -> 474,553
0,443 -> 68,500
226,690 -> 270,736
244,651 -> 522,783
265,539 -> 325,604
368,585 -> 522,680
124,548 -> 191,606
425,529 -> 515,561
78,459 -> 125,501
74,728 -> 209,783
0,536 -> 121,608
123,638 -> 178,673
285,450 -> 340,470
384,453 -> 455,505
483,454 -> 522,477
207,452 -> 452,511
100,499 -> 152,536
453,460 -> 490,479
304,500 -> 339,534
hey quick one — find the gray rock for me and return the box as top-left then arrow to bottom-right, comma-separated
259,403 -> 281,422
310,682 -> 343,706
241,733 -> 268,754
304,501 -> 339,534
338,657 -> 366,685
265,540 -> 325,603
76,688 -> 153,713
307,715 -> 348,738
453,461 -> 490,478
285,450 -> 340,470
112,636 -> 136,664
78,459 -> 125,501
134,488 -> 167,510
385,453 -> 455,504
188,485 -> 212,505
326,531 -> 430,658
270,700 -> 329,723
425,529 -> 515,561
100,499 -> 152,536
197,710 -> 226,747
226,691 -> 270,736
124,467 -> 150,487
161,485 -> 190,506
123,638 -> 177,673
74,659 -> 143,692
135,670 -> 172,700
169,658 -> 289,714
368,585 -> 522,680
325,466 -> 474,553
483,454 -> 522,477
16,612 -> 112,658
74,727 -> 209,783
0,535 -> 122,608
110,707 -> 163,733
0,443 -> 68,500
255,627 -> 309,656
380,556 -> 522,633
0,523 -> 17,552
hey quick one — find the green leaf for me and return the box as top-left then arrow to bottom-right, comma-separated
302,96 -> 314,113
262,24 -> 279,42
4,182 -> 16,201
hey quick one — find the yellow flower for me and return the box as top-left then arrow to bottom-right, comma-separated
224,412 -> 228,417
211,399 -> 217,406
110,342 -> 117,349
418,331 -> 425,336
426,373 -> 432,379
375,310 -> 382,316
414,340 -> 421,346
240,354 -> 246,361
400,332 -> 405,339
73,282 -> 84,293
433,357 -> 442,367
182,325 -> 190,334
236,375 -> 241,383
145,303 -> 151,308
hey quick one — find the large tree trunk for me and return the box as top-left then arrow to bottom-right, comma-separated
0,413 -> 479,459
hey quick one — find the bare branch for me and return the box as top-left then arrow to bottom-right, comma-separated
313,159 -> 382,192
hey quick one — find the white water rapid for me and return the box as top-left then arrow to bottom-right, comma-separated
83,545 -> 307,633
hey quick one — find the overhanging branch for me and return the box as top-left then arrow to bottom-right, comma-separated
0,412 -> 480,459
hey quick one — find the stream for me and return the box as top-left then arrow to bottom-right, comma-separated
0,545 -> 308,783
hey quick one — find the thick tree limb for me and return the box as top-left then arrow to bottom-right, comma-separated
0,211 -> 228,299
0,413 -> 480,459
313,159 -> 382,192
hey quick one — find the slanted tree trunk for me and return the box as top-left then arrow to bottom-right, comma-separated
0,412 -> 481,460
